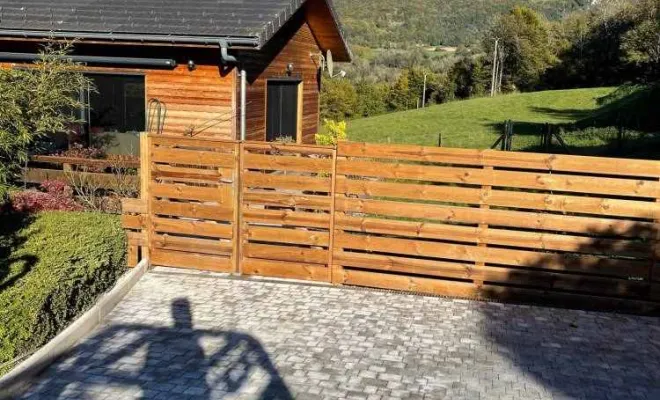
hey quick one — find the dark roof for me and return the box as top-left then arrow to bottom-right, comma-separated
0,0 -> 348,54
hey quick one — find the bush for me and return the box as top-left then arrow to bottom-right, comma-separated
315,119 -> 347,146
10,180 -> 82,213
0,212 -> 126,375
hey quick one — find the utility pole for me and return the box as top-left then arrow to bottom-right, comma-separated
422,73 -> 427,108
490,38 -> 499,97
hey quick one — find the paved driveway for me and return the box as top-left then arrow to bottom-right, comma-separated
23,268 -> 660,400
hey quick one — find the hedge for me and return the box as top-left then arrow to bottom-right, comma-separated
0,211 -> 126,375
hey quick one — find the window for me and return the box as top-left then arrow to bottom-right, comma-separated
84,74 -> 146,154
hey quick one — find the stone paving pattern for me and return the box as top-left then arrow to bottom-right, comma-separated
23,269 -> 660,400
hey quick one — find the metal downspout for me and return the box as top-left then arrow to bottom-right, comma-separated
240,69 -> 247,141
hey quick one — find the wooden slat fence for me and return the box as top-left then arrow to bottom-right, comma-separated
239,142 -> 336,282
121,135 -> 660,313
24,155 -> 139,189
332,142 -> 660,312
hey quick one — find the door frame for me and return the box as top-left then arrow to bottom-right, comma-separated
265,77 -> 303,144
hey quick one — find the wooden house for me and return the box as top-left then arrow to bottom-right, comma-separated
0,0 -> 351,151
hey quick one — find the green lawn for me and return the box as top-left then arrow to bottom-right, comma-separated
0,212 -> 126,375
348,88 -> 615,149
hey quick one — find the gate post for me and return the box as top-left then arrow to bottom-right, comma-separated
139,132 -> 152,263
328,147 -> 339,283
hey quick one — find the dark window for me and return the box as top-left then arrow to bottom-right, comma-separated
84,74 -> 145,154
266,80 -> 299,142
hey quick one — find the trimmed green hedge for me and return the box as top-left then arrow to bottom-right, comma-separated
0,212 -> 126,374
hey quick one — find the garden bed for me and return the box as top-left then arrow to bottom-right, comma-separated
0,211 -> 126,375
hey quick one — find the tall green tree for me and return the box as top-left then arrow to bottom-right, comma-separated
0,43 -> 91,198
485,6 -> 557,91
320,77 -> 359,121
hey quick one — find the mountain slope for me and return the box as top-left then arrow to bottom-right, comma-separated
334,0 -> 589,47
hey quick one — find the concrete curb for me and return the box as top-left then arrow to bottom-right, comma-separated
0,259 -> 150,399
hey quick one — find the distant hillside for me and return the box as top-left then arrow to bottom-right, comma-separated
334,0 -> 589,47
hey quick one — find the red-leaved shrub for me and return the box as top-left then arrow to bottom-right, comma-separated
11,180 -> 83,213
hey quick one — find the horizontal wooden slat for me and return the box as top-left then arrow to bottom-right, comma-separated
244,243 -> 328,264
336,268 -> 660,313
243,208 -> 330,228
243,172 -> 331,192
151,147 -> 235,168
151,183 -> 232,203
337,159 -> 660,198
244,153 -> 332,173
336,177 -> 659,218
336,232 -> 649,278
336,177 -> 482,204
242,258 -> 330,282
151,249 -> 233,272
121,214 -> 147,230
152,164 -> 232,182
247,226 -> 330,246
122,198 -> 147,214
30,155 -> 139,168
23,168 -> 138,189
338,142 -> 660,178
153,217 -> 233,239
334,252 -> 648,297
151,135 -> 237,150
153,234 -> 232,256
336,215 -> 651,258
487,190 -> 659,219
126,231 -> 147,246
243,191 -> 331,210
152,200 -> 233,221
243,141 -> 334,155
336,197 -> 657,238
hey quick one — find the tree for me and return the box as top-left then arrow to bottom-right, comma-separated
387,71 -> 418,111
485,6 -> 557,91
355,81 -> 389,117
621,0 -> 660,81
0,42 -> 91,198
320,76 -> 359,121
448,56 -> 489,99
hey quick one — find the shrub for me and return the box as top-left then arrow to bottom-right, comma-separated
0,212 -> 126,375
0,42 -> 92,194
315,119 -> 348,146
10,180 -> 82,213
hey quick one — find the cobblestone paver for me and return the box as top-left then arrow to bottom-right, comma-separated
23,269 -> 660,400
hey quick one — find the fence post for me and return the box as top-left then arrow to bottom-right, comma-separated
232,142 -> 242,275
235,142 -> 246,276
139,132 -> 152,262
328,146 -> 339,284
476,160 -> 493,294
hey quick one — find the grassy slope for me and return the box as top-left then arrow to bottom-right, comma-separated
348,88 -> 614,149
0,212 -> 125,374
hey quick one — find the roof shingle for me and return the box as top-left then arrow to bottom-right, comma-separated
0,0 -> 311,46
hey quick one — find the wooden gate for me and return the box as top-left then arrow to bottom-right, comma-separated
145,135 -> 239,272
239,142 -> 335,282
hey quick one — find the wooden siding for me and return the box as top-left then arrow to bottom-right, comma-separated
147,66 -> 236,139
241,10 -> 323,144
1,44 -> 236,140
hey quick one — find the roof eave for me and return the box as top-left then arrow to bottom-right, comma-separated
0,29 -> 261,47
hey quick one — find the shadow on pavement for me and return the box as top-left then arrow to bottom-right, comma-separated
25,298 -> 292,399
